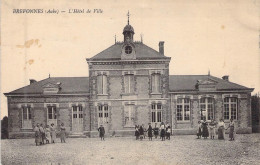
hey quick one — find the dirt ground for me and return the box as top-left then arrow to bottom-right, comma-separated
1,134 -> 260,165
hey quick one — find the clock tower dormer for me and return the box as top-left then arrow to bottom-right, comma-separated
121,11 -> 136,60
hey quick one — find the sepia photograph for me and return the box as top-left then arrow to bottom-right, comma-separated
1,0 -> 260,164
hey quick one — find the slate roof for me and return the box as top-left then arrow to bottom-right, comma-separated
5,75 -> 253,96
87,42 -> 170,61
5,77 -> 89,95
169,75 -> 253,92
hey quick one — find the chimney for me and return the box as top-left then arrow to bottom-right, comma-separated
159,41 -> 164,55
222,75 -> 229,81
29,79 -> 37,84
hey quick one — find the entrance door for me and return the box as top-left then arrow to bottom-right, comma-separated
47,105 -> 57,127
72,106 -> 83,133
98,105 -> 109,135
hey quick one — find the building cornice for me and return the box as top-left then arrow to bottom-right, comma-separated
4,93 -> 90,97
86,59 -> 171,65
169,89 -> 254,94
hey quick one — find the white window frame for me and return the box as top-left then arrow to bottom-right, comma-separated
98,104 -> 109,126
223,97 -> 238,121
124,74 -> 134,94
97,74 -> 107,95
47,105 -> 57,120
151,73 -> 161,93
199,97 -> 214,121
124,104 -> 135,127
176,98 -> 190,121
151,103 -> 162,123
21,105 -> 32,129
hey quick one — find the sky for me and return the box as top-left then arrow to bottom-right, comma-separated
1,0 -> 260,119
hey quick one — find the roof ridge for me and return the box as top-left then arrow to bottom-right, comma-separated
89,44 -> 121,60
5,77 -> 50,94
49,76 -> 89,78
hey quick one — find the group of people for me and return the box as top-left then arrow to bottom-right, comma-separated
135,122 -> 171,141
34,123 -> 66,146
197,118 -> 235,141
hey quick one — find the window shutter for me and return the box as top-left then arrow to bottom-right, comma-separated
151,74 -> 155,93
130,75 -> 134,93
103,75 -> 107,94
97,75 -> 102,94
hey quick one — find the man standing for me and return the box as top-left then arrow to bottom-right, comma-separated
98,125 -> 105,141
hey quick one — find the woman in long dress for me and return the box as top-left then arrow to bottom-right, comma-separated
34,123 -> 41,146
147,123 -> 153,141
60,123 -> 66,143
196,121 -> 202,139
201,119 -> 209,139
50,123 -> 56,143
226,118 -> 235,141
45,125 -> 51,144
208,119 -> 216,139
218,119 -> 225,140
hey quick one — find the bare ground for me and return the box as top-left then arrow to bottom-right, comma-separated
1,134 -> 260,165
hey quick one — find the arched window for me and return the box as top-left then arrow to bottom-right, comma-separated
200,97 -> 214,120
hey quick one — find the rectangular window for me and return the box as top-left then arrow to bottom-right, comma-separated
224,97 -> 237,120
151,73 -> 161,93
151,103 -> 162,123
177,98 -> 190,121
97,74 -> 107,94
22,106 -> 32,120
200,97 -> 214,120
98,104 -> 109,125
78,106 -> 83,118
177,105 -> 182,121
22,105 -> 32,129
124,74 -> 134,93
124,105 -> 135,127
48,106 -> 57,119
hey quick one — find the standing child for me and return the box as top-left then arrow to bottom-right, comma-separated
209,119 -> 216,139
166,126 -> 171,140
139,125 -> 144,140
34,123 -> 41,146
226,118 -> 235,141
197,121 -> 202,139
153,123 -> 159,139
50,123 -> 56,143
160,122 -> 166,141
45,125 -> 51,144
60,123 -> 66,143
39,124 -> 45,145
147,123 -> 153,141
98,124 -> 105,141
135,125 -> 140,140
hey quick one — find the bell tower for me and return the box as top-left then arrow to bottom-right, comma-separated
121,11 -> 136,60
123,11 -> 135,43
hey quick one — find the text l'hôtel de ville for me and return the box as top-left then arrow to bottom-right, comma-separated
13,9 -> 103,14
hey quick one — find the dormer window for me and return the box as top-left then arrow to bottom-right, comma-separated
125,46 -> 132,54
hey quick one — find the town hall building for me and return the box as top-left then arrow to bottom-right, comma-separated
5,16 -> 254,138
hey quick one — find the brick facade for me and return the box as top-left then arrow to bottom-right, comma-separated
5,22 -> 254,138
